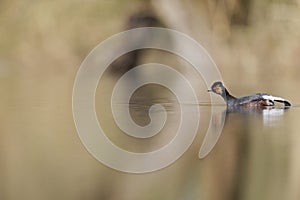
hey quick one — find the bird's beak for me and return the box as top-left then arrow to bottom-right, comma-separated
207,89 -> 212,92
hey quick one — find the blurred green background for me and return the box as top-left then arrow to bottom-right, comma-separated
1,0 -> 300,200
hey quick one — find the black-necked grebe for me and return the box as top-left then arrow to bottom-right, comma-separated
208,81 -> 291,108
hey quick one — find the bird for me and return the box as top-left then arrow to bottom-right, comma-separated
208,81 -> 291,108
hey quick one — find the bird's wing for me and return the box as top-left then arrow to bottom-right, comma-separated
237,93 -> 291,107
236,93 -> 269,105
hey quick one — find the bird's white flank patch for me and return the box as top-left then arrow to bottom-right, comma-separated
262,95 -> 285,102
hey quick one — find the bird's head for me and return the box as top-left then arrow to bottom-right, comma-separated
208,81 -> 226,96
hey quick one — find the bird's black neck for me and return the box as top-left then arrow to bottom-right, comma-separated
222,89 -> 237,103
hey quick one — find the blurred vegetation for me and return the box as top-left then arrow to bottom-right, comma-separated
1,0 -> 300,200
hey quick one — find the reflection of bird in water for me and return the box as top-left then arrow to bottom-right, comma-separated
109,10 -> 163,75
208,81 -> 291,108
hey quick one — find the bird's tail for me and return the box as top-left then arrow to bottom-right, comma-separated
274,99 -> 291,107
262,95 -> 291,107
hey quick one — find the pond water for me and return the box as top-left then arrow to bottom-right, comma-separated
102,98 -> 300,200
1,74 -> 300,200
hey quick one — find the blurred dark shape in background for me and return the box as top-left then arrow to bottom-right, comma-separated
126,9 -> 163,29
109,9 -> 164,75
225,0 -> 251,26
